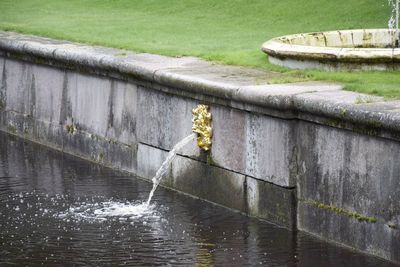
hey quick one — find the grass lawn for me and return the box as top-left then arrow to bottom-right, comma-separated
1,0 -> 399,98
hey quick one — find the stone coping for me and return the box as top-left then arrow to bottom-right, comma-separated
262,29 -> 400,64
2,31 -> 400,138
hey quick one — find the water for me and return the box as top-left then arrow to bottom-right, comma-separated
0,132 -> 397,266
147,133 -> 196,205
389,0 -> 399,46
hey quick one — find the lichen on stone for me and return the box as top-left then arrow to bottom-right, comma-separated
305,200 -> 378,223
387,224 -> 399,230
65,124 -> 76,135
7,124 -> 17,134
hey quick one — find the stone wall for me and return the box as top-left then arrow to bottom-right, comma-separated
1,32 -> 399,263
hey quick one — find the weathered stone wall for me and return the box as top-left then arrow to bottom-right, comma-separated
0,56 -> 297,229
297,121 -> 400,261
0,32 -> 400,263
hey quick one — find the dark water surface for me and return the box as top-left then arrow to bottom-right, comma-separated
0,132 -> 396,266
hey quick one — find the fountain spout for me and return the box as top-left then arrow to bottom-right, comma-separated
192,104 -> 213,151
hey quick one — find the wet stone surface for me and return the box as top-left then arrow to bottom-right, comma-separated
0,132 -> 397,266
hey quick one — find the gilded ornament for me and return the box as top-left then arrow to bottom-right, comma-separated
192,104 -> 212,151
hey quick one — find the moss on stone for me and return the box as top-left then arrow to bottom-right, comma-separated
387,224 -> 399,230
108,138 -> 118,145
125,143 -> 138,151
7,124 -> 17,134
323,116 -> 383,137
365,118 -> 383,129
113,52 -> 127,57
324,118 -> 346,128
32,57 -> 50,66
207,153 -> 217,166
65,124 -> 76,135
339,107 -> 348,118
354,95 -> 378,104
352,127 -> 378,136
305,200 -> 378,223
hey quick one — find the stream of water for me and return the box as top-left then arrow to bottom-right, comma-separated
389,0 -> 400,46
146,133 -> 196,205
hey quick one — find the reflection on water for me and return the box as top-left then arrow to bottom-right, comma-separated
0,132 -> 396,266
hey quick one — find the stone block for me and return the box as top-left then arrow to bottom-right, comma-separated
350,30 -> 365,47
370,29 -> 394,47
66,71 -> 112,137
247,177 -> 296,229
210,104 -> 247,171
136,86 -> 199,156
61,71 -> 138,147
298,200 -> 400,263
3,59 -> 33,114
171,155 -> 246,212
303,32 -> 327,47
323,31 -> 353,47
30,63 -> 64,123
106,80 -> 137,145
245,113 -> 296,187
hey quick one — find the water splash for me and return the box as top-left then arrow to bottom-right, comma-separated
146,133 -> 196,205
58,200 -> 159,222
389,0 -> 396,29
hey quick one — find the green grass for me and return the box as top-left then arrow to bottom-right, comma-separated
0,0 -> 399,98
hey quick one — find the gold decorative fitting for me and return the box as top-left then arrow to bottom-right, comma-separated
192,104 -> 212,151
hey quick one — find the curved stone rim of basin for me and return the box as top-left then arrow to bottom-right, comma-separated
261,29 -> 400,71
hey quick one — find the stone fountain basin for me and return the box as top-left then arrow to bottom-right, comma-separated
262,29 -> 400,71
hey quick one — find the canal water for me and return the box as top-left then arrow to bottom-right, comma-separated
0,132 -> 396,266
